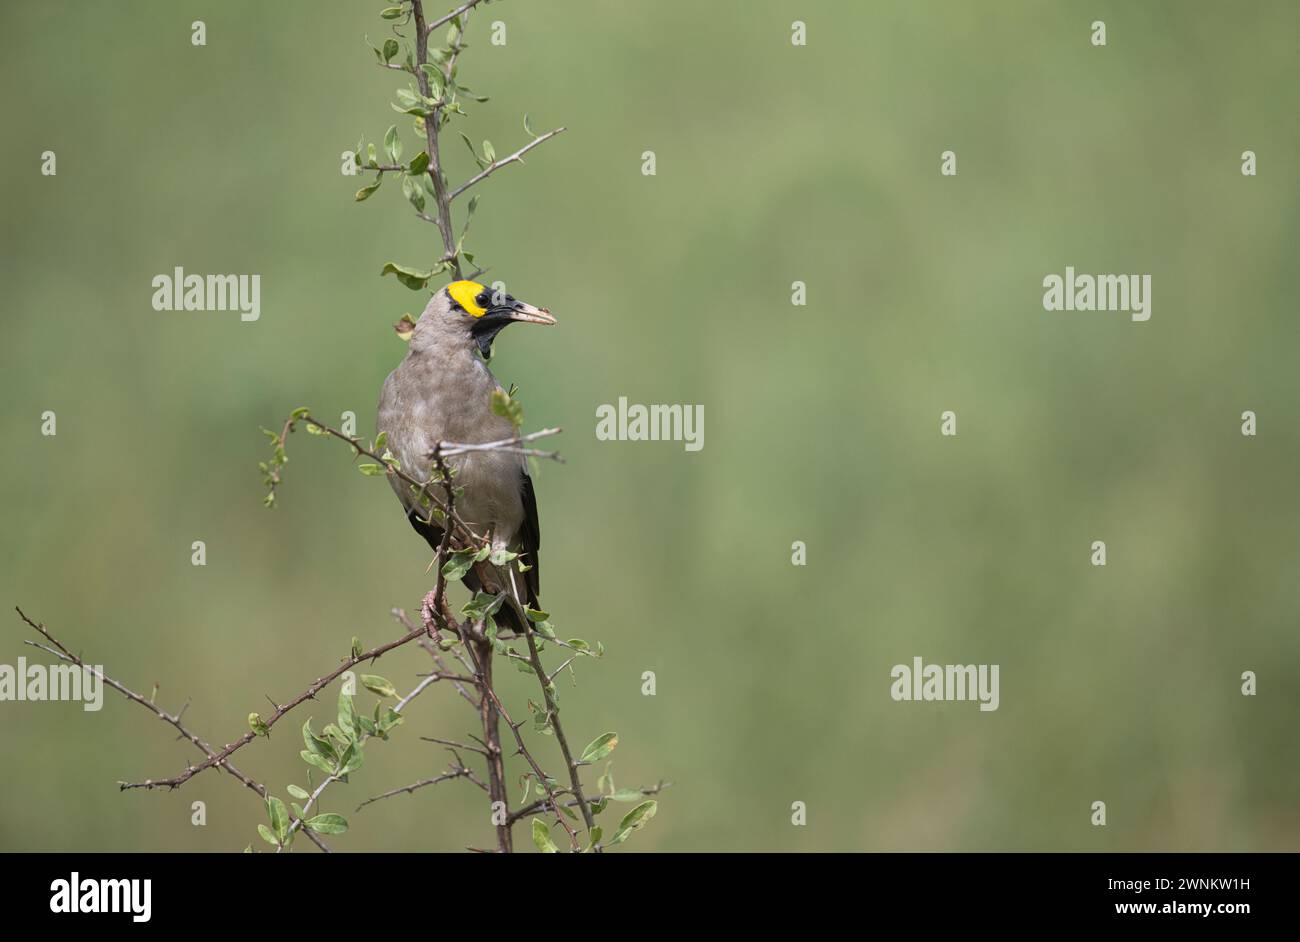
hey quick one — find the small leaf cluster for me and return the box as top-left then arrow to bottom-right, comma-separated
254,675 -> 405,851
355,4 -> 494,287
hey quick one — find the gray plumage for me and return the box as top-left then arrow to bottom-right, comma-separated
376,282 -> 554,631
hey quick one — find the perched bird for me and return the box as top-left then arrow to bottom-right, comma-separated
376,279 -> 556,633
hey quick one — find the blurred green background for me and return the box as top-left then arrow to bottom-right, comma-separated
2,0 -> 1298,852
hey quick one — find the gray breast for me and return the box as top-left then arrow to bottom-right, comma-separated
376,350 -> 524,544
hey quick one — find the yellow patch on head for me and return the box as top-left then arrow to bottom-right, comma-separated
447,280 -> 488,317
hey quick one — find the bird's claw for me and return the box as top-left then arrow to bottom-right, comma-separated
420,590 -> 442,641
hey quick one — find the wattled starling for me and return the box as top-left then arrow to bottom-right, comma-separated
376,279 -> 555,633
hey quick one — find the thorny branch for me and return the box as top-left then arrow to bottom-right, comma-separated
10,4 -> 664,854
372,0 -> 563,279
12,606 -> 332,852
117,622 -> 427,791
448,127 -> 567,201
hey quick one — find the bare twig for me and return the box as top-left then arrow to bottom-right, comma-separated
509,780 -> 673,825
449,127 -> 567,201
521,626 -> 599,842
13,607 -> 331,852
477,678 -> 580,850
423,0 -> 488,36
118,623 -> 426,791
434,427 -> 565,461
356,767 -> 478,811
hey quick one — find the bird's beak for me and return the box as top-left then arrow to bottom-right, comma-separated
494,299 -> 556,326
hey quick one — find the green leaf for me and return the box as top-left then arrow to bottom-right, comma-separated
401,173 -> 426,212
442,547 -> 478,580
384,124 -> 402,163
338,742 -> 364,775
579,732 -> 619,765
306,813 -> 349,835
608,788 -> 648,802
354,175 -> 383,201
351,637 -> 364,659
461,591 -> 507,620
489,388 -> 524,427
607,800 -> 657,846
338,690 -> 357,739
257,824 -> 279,847
323,724 -> 348,744
287,784 -> 310,800
459,131 -> 485,168
301,749 -> 334,775
267,796 -> 291,842
373,431 -> 388,452
408,151 -> 430,175
248,712 -> 270,737
357,463 -> 387,476
584,826 -> 603,851
378,708 -> 404,732
304,813 -> 347,835
523,113 -> 535,137
391,99 -> 435,118
524,607 -> 549,622
382,38 -> 399,62
381,261 -> 434,291
380,6 -> 404,19
290,406 -> 311,419
596,763 -> 614,796
531,818 -> 558,853
361,674 -> 398,698
482,140 -> 496,164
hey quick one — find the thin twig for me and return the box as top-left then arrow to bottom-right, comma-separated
509,781 -> 673,825
412,0 -> 462,278
521,626 -> 599,843
118,623 -> 426,791
477,678 -> 580,850
435,427 -> 565,461
424,0 -> 488,36
356,768 -> 477,811
13,607 -> 331,852
449,128 -> 567,201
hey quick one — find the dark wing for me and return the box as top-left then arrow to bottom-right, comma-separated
404,467 -> 541,633
518,467 -> 541,606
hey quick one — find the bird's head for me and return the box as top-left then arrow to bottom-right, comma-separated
411,279 -> 556,359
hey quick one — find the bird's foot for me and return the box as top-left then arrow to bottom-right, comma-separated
419,590 -> 442,641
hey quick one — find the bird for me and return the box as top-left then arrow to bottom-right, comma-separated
376,279 -> 556,635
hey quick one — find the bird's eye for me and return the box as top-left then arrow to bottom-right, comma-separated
476,291 -> 492,308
